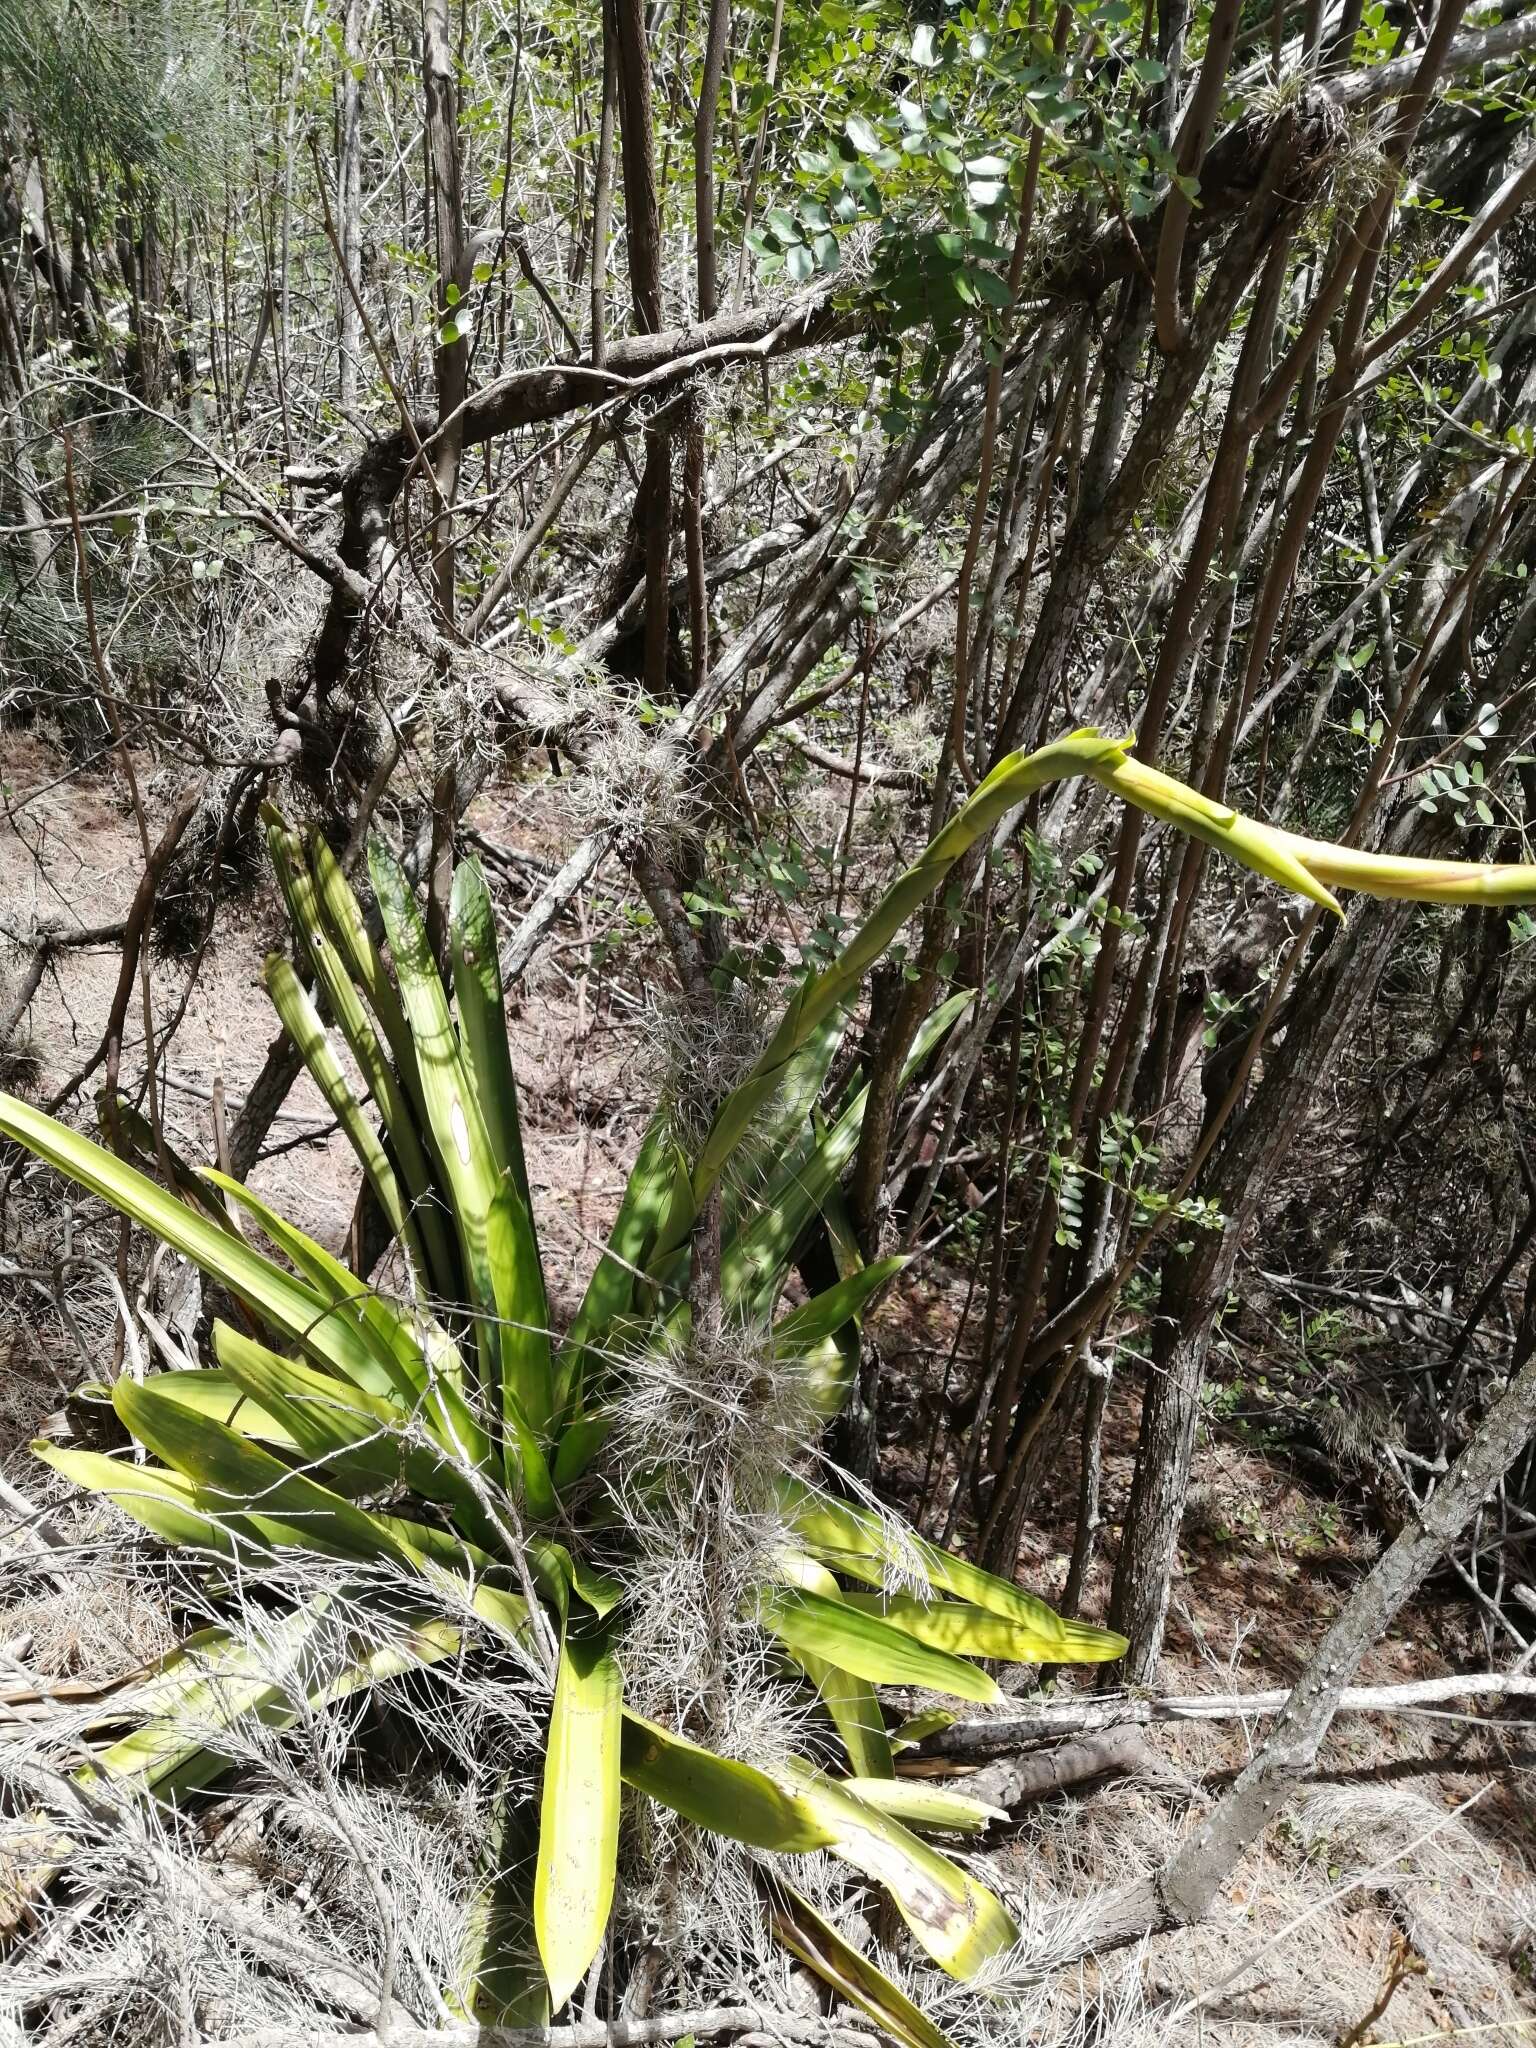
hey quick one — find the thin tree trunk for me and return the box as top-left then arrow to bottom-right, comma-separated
693,0 -> 730,322
421,0 -> 472,957
589,3 -> 618,365
337,0 -> 365,413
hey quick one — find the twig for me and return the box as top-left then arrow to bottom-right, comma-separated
39,782 -> 208,1117
777,720 -> 925,793
0,921 -> 127,1049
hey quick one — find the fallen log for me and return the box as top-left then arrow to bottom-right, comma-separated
937,1726 -> 1152,1810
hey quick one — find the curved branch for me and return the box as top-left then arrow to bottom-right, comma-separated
310,291 -> 848,693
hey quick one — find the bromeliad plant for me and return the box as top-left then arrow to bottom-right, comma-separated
4,728 -> 1534,2041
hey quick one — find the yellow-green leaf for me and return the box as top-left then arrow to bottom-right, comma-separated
265,815 -> 454,1295
773,1257 -> 908,1356
780,1481 -> 1089,1648
487,1176 -> 557,1485
844,1590 -> 1127,1666
369,836 -> 504,1389
0,1093 -> 380,1394
206,1169 -> 486,1468
780,1762 -> 1017,1980
450,859 -> 536,1212
453,1789 -> 549,2027
262,950 -> 429,1287
535,1626 -> 622,2012
757,1586 -> 1001,1705
32,1441 -> 244,1558
618,1713 -> 832,1853
764,1873 -> 961,2048
771,1551 -> 892,1777
841,1778 -> 1006,1833
210,1323 -> 497,1545
113,1378 -> 417,1570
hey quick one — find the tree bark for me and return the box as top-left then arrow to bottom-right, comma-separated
336,0 -> 364,414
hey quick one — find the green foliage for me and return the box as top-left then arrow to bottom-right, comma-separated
0,0 -> 231,204
738,0 -> 1186,358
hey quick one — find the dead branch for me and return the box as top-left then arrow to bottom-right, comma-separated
924,1670 -> 1536,1760
0,920 -> 127,1050
948,1726 -> 1151,1810
40,783 -> 207,1116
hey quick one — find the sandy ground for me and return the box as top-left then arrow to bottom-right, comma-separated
0,733 -> 646,1457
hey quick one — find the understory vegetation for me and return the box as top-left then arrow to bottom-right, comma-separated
7,0 -> 1536,2042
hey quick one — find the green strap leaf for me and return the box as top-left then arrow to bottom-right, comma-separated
720,1003 -> 849,1227
780,1762 -> 1018,1980
556,1111 -> 674,1418
83,1366 -> 285,1442
794,1649 -> 894,1781
487,1175 -> 557,1454
96,1091 -> 241,1235
535,1624 -> 623,2011
450,859 -> 535,1211
33,1440 -> 249,1559
210,1322 -> 498,1545
780,1480 -> 1105,1651
267,816 -> 459,1298
452,1789 -> 550,2027
300,820 -> 424,1106
719,995 -> 973,1322
262,951 -> 429,1287
691,732 -> 1128,1204
773,1257 -> 908,1356
772,1551 -> 892,1778
618,1712 -> 832,1853
843,1590 -> 1128,1666
641,1140 -> 700,1289
0,1093 -> 381,1395
889,1708 -> 958,1751
757,1586 -> 1001,1705
98,1598 -> 462,1799
205,1172 -> 488,1476
369,836 -> 506,1397
839,1778 -> 1006,1833
764,1874 -> 962,2048
113,1377 -> 419,1570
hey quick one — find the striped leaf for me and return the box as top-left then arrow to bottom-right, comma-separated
757,1586 -> 1001,1705
764,1875 -> 961,2048
844,1590 -> 1128,1666
369,837 -> 504,1389
779,1481 -> 1125,1659
534,1625 -> 622,2010
781,1762 -> 1018,1980
266,816 -> 458,1295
